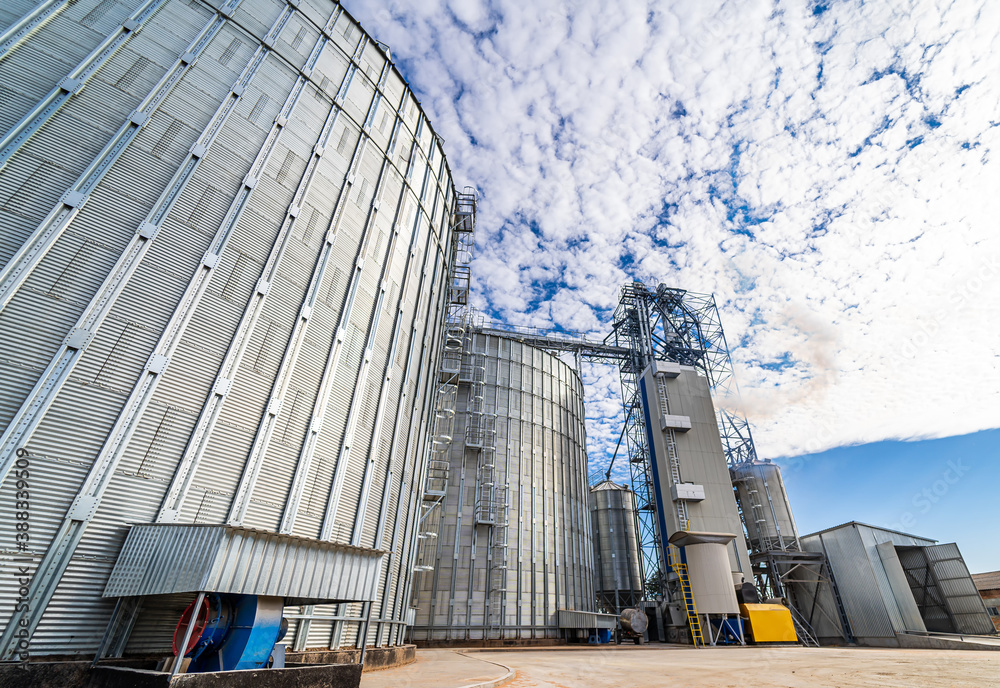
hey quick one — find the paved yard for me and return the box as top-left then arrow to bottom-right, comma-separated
362,645 -> 1000,688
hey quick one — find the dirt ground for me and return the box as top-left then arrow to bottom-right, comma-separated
482,646 -> 1000,688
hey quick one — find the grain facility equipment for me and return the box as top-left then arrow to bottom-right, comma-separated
0,0 -> 471,664
605,285 -> 753,645
798,522 -> 995,646
411,332 -> 596,640
731,459 -> 799,552
603,283 -> 852,647
730,459 -> 851,645
617,607 -> 648,644
590,480 -> 643,612
739,603 -> 797,644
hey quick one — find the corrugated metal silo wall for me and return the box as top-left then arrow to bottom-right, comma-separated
412,334 -> 596,640
589,484 -> 642,611
0,0 -> 456,657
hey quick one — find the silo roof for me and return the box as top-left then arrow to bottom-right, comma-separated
590,479 -> 631,491
800,520 -> 938,543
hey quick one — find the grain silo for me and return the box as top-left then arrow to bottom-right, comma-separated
731,459 -> 800,553
589,480 -> 643,612
412,332 -> 596,640
0,0 -> 467,665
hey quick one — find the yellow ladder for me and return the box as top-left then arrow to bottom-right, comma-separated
668,546 -> 705,647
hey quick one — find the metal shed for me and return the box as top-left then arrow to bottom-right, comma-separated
799,522 -> 995,646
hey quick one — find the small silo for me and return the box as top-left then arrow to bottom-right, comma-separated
590,480 -> 643,612
412,332 -> 595,640
731,459 -> 800,553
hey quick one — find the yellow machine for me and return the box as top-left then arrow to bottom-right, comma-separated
740,603 -> 798,643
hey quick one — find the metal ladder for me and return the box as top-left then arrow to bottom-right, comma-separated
487,489 -> 509,636
655,375 -> 689,531
664,429 -> 689,531
668,546 -> 705,647
464,345 -> 509,636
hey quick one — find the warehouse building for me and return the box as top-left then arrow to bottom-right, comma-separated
797,522 -> 995,646
972,571 -> 1000,632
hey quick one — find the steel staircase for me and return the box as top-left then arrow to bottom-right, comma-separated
788,604 -> 820,647
414,190 -> 476,573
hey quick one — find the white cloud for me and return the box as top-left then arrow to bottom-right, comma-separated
350,0 -> 1000,468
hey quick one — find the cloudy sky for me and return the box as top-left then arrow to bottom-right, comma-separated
347,0 -> 1000,564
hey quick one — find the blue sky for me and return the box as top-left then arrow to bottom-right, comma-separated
779,428 -> 1000,573
348,1 -> 1000,571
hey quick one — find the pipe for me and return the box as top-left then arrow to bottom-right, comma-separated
359,601 -> 375,666
172,592 -> 205,677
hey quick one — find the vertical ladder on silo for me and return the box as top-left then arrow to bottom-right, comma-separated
461,335 -> 508,637
668,545 -> 705,647
655,374 -> 690,531
487,486 -> 509,636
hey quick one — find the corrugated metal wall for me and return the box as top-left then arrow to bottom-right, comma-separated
897,543 -> 995,636
589,481 -> 642,612
411,334 -> 596,640
0,0 -> 456,658
800,523 -> 939,644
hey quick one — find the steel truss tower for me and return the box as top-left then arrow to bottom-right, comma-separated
605,283 -> 850,644
604,282 -> 758,594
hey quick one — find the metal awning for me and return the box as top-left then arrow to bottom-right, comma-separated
668,531 -> 737,547
103,524 -> 384,605
557,609 -> 619,629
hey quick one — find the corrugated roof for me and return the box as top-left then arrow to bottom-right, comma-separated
590,479 -> 631,492
800,520 -> 937,544
972,570 -> 1000,591
103,524 -> 385,604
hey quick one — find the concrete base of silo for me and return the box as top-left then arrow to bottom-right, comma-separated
0,661 -> 364,688
413,638 -> 567,649
285,644 -> 416,671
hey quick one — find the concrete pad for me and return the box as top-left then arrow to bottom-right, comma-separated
370,645 -> 1000,688
360,649 -> 511,688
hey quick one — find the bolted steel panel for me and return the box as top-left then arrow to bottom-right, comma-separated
412,333 -> 595,641
0,0 -> 457,658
